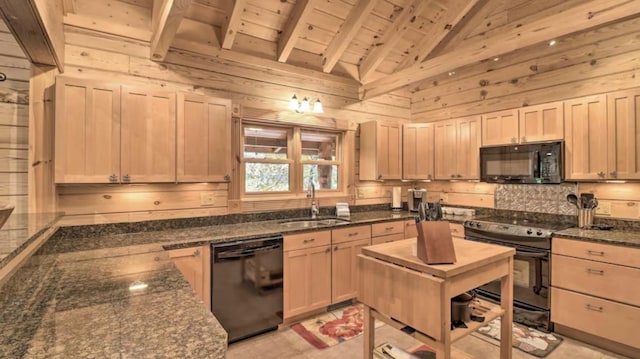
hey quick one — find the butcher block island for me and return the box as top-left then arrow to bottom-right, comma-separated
358,238 -> 515,359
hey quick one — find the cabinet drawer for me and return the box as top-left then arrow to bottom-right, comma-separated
332,225 -> 371,244
404,220 -> 418,239
553,237 -> 640,268
552,254 -> 640,306
371,233 -> 405,245
371,221 -> 404,237
551,287 -> 640,349
284,230 -> 331,252
449,223 -> 464,238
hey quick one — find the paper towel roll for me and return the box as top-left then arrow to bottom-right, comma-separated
392,186 -> 402,209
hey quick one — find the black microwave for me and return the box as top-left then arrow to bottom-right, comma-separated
480,141 -> 563,184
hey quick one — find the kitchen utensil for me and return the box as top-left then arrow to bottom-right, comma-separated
425,202 -> 443,221
587,198 -> 598,209
418,201 -> 427,221
566,193 -> 579,208
580,193 -> 594,208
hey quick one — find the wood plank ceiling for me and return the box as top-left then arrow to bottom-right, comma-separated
64,0 -> 640,102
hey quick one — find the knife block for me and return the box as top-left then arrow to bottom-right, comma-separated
415,221 -> 456,264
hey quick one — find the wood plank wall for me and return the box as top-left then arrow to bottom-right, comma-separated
54,0 -> 412,225
0,21 -> 30,213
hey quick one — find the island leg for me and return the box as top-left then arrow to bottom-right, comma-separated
363,304 -> 374,359
500,256 -> 514,358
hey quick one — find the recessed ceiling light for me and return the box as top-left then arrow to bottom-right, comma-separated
548,40 -> 557,46
448,71 -> 456,76
493,57 -> 500,62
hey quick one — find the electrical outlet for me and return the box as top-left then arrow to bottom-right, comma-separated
595,202 -> 611,215
200,192 -> 215,206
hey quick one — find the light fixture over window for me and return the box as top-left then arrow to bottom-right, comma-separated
289,95 -> 323,113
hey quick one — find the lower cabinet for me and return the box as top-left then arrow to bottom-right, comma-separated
449,223 -> 464,239
371,220 -> 405,245
551,237 -> 640,355
404,219 -> 418,238
331,225 -> 372,303
167,245 -> 211,309
283,231 -> 332,319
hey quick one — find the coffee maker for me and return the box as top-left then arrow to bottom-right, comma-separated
408,188 -> 427,212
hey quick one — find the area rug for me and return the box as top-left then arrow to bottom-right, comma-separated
291,304 -> 383,349
374,342 -> 436,359
477,319 -> 563,357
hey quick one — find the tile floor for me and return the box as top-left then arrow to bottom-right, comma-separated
226,324 -> 629,359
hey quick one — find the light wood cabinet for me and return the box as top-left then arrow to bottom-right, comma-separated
371,220 -> 405,245
481,103 -> 564,146
177,93 -> 232,182
167,245 -> 211,309
551,237 -> 640,352
54,77 -> 121,183
481,109 -> 519,146
402,123 -> 434,180
564,95 -> 608,180
449,222 -> 464,239
121,86 -> 176,183
607,88 -> 640,180
283,230 -> 332,319
331,225 -> 371,304
359,121 -> 402,180
404,219 -> 418,239
434,116 -> 481,180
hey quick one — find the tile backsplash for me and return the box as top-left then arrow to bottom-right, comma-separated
495,183 -> 578,215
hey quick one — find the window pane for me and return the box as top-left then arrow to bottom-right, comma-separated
245,163 -> 289,192
301,131 -> 337,161
244,127 -> 288,159
304,164 -> 338,190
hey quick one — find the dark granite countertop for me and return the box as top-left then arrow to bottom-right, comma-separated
554,227 -> 640,248
0,212 -> 62,270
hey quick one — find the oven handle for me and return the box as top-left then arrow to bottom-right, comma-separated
515,250 -> 547,258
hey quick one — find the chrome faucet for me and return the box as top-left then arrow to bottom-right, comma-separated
308,181 -> 319,219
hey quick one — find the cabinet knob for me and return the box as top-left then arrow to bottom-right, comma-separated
427,174 -> 432,180
597,171 -> 605,178
109,174 -> 118,182
511,137 -> 517,143
224,174 -> 231,181
325,247 -> 331,253
377,175 -> 383,180
450,174 -> 455,178
521,136 -> 527,142
193,249 -> 200,256
456,174 -> 462,178
609,170 -> 617,178
123,174 -> 131,182
334,246 -> 338,251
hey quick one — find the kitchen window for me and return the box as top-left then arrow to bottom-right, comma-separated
242,124 -> 342,194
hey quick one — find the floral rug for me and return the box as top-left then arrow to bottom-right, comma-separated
290,304 -> 383,349
477,319 -> 563,358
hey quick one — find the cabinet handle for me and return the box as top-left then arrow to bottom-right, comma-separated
325,247 -> 331,253
586,268 -> 604,275
224,174 -> 231,181
303,238 -> 315,243
450,174 -> 455,178
123,174 -> 131,182
610,170 -> 617,178
334,246 -> 338,251
585,304 -> 603,312
511,137 -> 517,143
586,250 -> 605,256
427,174 -> 432,180
348,232 -> 359,237
451,229 -> 458,233
597,171 -> 605,178
378,175 -> 383,180
109,174 -> 118,182
385,227 -> 394,231
193,249 -> 200,256
456,174 -> 462,178
385,239 -> 393,243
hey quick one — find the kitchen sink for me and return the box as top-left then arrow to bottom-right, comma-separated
278,217 -> 350,228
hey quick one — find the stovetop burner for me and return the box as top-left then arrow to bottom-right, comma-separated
470,217 -> 574,232
463,216 -> 574,244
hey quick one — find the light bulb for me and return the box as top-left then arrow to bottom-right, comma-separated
299,97 -> 310,112
313,99 -> 323,113
289,95 -> 299,111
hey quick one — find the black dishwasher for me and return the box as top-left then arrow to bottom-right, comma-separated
211,235 -> 283,343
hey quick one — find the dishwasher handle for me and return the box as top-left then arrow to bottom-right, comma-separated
215,242 -> 282,260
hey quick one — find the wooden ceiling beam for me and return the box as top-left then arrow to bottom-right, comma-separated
150,0 -> 192,61
220,0 -> 247,50
277,0 -> 318,63
0,0 -> 65,71
395,0 -> 482,71
322,0 -> 378,74
358,0 -> 432,81
360,0 -> 640,100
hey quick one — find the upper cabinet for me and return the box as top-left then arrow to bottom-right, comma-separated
359,121 -> 402,180
434,116 -> 481,180
55,78 -> 121,183
121,86 -> 176,183
564,95 -> 608,180
177,93 -> 232,182
607,89 -> 640,180
402,123 -> 434,180
482,102 -> 563,146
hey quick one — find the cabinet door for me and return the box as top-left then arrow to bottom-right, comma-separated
434,119 -> 457,180
54,78 -> 121,183
607,89 -> 640,180
481,109 -> 518,146
518,101 -> 564,143
564,95 -> 607,180
121,87 -> 176,183
403,123 -> 434,180
283,245 -> 331,318
177,93 -> 232,182
167,245 -> 211,309
331,237 -> 370,303
378,122 -> 402,180
456,116 -> 481,179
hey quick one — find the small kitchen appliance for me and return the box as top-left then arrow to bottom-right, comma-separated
408,188 -> 427,212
